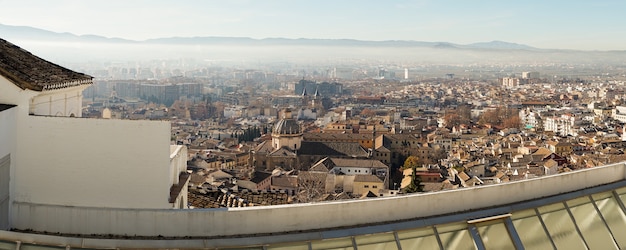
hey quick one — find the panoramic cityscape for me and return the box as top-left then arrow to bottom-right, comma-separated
2,0 -> 626,249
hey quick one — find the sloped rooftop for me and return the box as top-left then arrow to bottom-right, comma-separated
0,38 -> 92,91
299,141 -> 368,157
0,104 -> 16,112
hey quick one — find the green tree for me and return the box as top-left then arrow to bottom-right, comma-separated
402,156 -> 420,170
403,166 -> 424,193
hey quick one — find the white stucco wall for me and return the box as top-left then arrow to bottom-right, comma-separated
272,134 -> 302,150
29,86 -> 89,117
169,145 -> 189,209
0,78 -> 37,107
10,161 -> 626,237
0,106 -> 17,229
14,116 -> 172,209
170,145 -> 187,185
0,106 -> 16,167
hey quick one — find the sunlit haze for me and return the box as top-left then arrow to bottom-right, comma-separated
1,0 -> 625,51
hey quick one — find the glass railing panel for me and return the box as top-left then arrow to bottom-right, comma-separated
0,240 -> 16,250
510,209 -> 553,249
396,226 -> 440,250
475,220 -> 515,250
267,241 -> 310,250
436,222 -> 477,250
311,237 -> 354,250
19,244 -> 67,250
592,191 -> 626,248
567,196 -> 618,249
354,232 -> 398,250
537,203 -> 586,250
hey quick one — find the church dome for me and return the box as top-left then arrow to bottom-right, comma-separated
273,118 -> 301,135
273,108 -> 301,135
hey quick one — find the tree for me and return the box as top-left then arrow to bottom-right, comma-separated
431,148 -> 448,164
403,166 -> 424,193
443,112 -> 462,129
402,156 -> 420,170
456,105 -> 472,125
502,115 -> 522,129
479,108 -> 500,125
296,171 -> 328,203
479,106 -> 519,127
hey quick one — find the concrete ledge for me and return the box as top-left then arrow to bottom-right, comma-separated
10,162 -> 626,238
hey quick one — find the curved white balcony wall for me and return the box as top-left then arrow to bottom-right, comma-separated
10,162 -> 626,237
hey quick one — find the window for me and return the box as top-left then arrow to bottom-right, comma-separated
373,185 -> 378,188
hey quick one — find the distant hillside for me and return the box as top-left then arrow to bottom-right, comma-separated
0,24 -> 134,43
2,23 -> 625,65
1,23 -> 535,49
465,40 -> 536,50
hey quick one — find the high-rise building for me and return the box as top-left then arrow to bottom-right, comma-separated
522,71 -> 540,79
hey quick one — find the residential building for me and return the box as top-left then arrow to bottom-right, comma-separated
0,37 -> 189,235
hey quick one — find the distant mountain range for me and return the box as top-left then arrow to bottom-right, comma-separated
3,23 -> 625,65
0,23 -> 537,50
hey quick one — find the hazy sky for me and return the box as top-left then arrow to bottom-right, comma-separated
1,0 -> 624,50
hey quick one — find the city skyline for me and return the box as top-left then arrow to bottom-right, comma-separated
1,0 -> 625,51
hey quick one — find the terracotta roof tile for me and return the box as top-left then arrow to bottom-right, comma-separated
0,38 -> 92,91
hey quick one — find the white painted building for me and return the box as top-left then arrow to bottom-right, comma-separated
613,106 -> 626,123
544,114 -> 578,136
0,38 -> 188,231
521,71 -> 540,79
519,108 -> 543,130
501,77 -> 519,87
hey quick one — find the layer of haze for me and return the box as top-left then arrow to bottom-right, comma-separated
1,0 -> 625,51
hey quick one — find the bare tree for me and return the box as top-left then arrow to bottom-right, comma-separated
296,171 -> 328,203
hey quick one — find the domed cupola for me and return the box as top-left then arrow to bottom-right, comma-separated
271,108 -> 303,151
273,109 -> 301,135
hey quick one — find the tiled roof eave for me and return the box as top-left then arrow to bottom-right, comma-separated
0,67 -> 39,91
0,38 -> 94,91
41,79 -> 93,92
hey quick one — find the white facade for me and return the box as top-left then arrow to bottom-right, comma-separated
16,116 -> 174,209
613,106 -> 626,123
28,83 -> 90,117
522,71 -> 540,79
0,106 -> 16,230
332,167 -> 381,176
544,114 -> 577,136
0,58 -> 188,233
272,134 -> 302,151
501,77 -> 519,87
519,108 -> 542,130
297,108 -> 317,120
